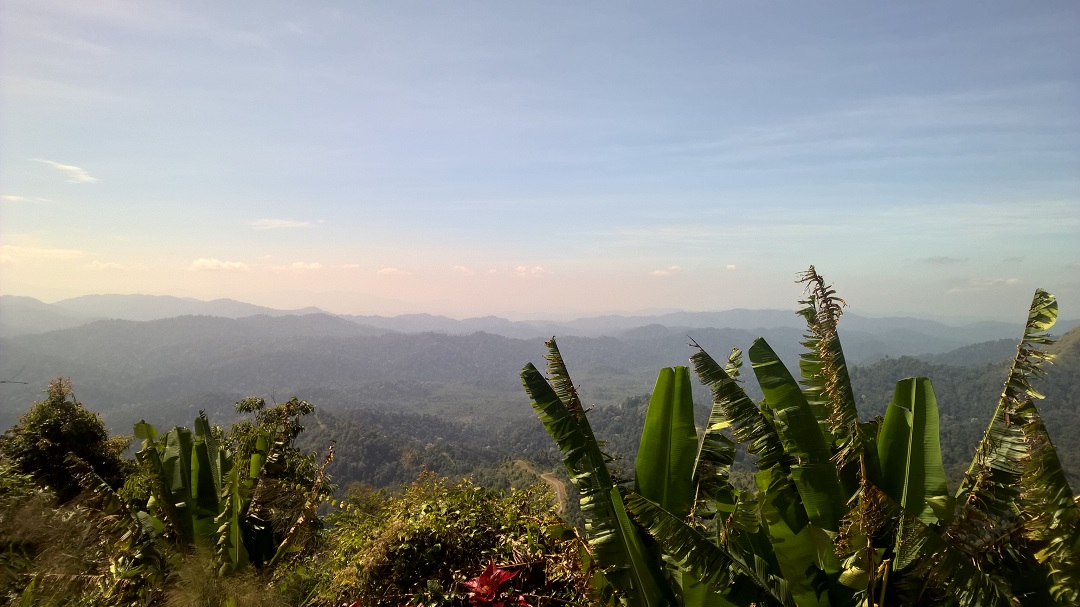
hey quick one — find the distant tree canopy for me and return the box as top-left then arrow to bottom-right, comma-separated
0,377 -> 130,503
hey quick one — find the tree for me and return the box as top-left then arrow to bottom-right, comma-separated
0,377 -> 130,503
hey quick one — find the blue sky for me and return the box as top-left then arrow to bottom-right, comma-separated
1,1 -> 1078,320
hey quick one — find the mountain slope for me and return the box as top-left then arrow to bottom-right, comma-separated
52,294 -> 325,321
0,295 -> 91,337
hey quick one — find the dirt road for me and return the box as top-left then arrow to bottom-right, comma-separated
515,459 -> 568,515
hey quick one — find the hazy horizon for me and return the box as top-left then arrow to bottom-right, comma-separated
2,2 -> 1078,322
4,290 -> 1066,328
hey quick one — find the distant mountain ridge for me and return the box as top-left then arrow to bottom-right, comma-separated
3,295 -> 1078,489
1,307 -> 1072,433
53,294 -> 325,321
4,292 -> 1077,351
0,294 -> 326,337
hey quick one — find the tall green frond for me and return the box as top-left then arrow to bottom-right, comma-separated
796,266 -> 864,471
215,465 -> 250,575
636,366 -> 698,519
956,288 -> 1058,504
544,337 -> 590,425
1016,401 -> 1080,605
750,338 -> 847,534
692,352 -> 740,512
876,377 -> 953,528
948,289 -> 1075,604
624,491 -> 793,607
522,339 -> 670,607
690,342 -> 794,474
192,412 -> 222,532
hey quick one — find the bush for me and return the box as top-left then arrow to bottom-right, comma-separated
313,472 -> 587,607
0,378 -> 130,503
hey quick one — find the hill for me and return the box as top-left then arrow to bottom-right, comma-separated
4,294 -> 1049,358
3,304 -> 1075,492
847,325 -> 1080,484
0,294 -> 326,337
0,314 -> 803,432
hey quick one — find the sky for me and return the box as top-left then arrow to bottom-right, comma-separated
1,1 -> 1078,321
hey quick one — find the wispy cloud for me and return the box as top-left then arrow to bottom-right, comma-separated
649,265 -> 681,277
924,256 -> 968,265
188,258 -> 248,271
726,264 -> 737,271
0,244 -> 84,264
1,194 -> 48,203
273,261 -> 323,272
339,263 -> 362,269
377,267 -> 407,275
451,265 -> 474,276
32,158 -> 98,183
946,277 -> 1020,294
514,265 -> 547,277
20,2 -> 272,50
637,84 -> 1079,171
88,260 -> 140,271
250,218 -> 313,230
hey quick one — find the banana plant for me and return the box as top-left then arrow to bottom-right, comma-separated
948,288 -> 1079,605
522,268 -> 1075,607
132,404 -> 331,575
134,412 -> 229,545
522,343 -> 671,606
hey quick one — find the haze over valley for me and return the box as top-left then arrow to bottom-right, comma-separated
3,292 -> 1078,493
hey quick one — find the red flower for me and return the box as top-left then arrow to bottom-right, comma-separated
463,559 -> 523,606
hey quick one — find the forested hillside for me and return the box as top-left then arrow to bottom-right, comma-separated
0,314 -> 802,431
4,303 -> 1067,433
291,325 -> 1080,493
3,306 -> 1078,492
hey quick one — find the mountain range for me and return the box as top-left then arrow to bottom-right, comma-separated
7,292 -> 1073,344
2,293 -> 1076,433
2,292 -> 1079,492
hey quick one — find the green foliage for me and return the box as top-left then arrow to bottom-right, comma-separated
0,377 -> 131,503
313,472 -> 587,607
1,392 -> 331,606
133,400 -> 328,574
162,548 -> 291,607
948,288 -> 1080,605
522,269 -> 1076,607
0,458 -> 168,607
523,340 -> 671,607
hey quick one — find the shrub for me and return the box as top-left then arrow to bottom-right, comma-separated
313,472 -> 587,607
0,377 -> 130,503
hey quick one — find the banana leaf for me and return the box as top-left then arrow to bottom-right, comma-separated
949,289 -> 1076,604
955,289 -> 1057,511
876,377 -> 953,527
215,466 -> 249,574
690,344 -> 794,474
636,366 -> 698,519
1015,399 -> 1080,605
522,339 -> 671,607
693,348 -> 740,511
795,267 -> 866,479
750,338 -> 846,533
191,412 -> 223,539
625,490 -> 793,607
